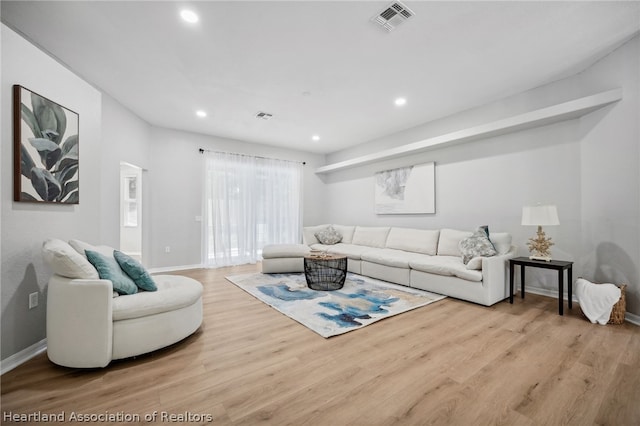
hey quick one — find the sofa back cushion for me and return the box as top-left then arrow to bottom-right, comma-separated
351,226 -> 391,248
386,228 -> 440,255
302,224 -> 329,245
69,239 -> 116,258
489,232 -> 512,254
437,228 -> 473,256
42,239 -> 99,279
331,225 -> 356,244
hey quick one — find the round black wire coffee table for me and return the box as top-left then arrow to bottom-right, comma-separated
304,254 -> 347,291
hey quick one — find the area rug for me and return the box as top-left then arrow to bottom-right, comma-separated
225,272 -> 446,338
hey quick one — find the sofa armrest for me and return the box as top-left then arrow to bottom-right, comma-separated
46,275 -> 114,368
481,246 -> 518,305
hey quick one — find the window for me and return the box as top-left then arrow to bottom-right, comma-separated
202,152 -> 302,267
123,176 -> 138,227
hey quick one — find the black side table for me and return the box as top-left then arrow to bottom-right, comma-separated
509,257 -> 574,315
304,254 -> 347,291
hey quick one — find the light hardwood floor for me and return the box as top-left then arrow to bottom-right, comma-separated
2,264 -> 639,425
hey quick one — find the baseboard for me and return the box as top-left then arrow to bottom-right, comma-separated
526,286 -> 638,326
148,264 -> 203,274
625,312 -> 640,326
1,339 -> 47,375
525,286 -> 578,303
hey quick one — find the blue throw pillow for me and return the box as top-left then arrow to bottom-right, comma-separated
85,250 -> 138,295
113,250 -> 157,292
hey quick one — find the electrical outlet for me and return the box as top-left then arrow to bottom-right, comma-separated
165,246 -> 171,253
29,292 -> 38,309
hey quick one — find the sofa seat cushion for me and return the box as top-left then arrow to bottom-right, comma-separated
112,275 -> 203,321
326,243 -> 371,260
361,248 -> 424,268
409,256 -> 483,282
262,244 -> 310,258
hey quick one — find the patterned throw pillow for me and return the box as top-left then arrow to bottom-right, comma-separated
314,225 -> 343,245
458,229 -> 497,264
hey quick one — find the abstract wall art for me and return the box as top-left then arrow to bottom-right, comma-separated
374,162 -> 435,214
13,85 -> 79,203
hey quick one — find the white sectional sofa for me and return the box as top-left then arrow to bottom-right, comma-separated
262,225 -> 516,307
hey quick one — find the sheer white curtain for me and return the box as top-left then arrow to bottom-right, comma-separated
203,151 -> 302,267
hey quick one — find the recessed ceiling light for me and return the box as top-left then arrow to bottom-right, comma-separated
394,97 -> 407,106
311,135 -> 320,141
196,110 -> 207,118
180,10 -> 199,24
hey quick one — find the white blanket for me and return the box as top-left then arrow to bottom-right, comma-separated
575,278 -> 621,325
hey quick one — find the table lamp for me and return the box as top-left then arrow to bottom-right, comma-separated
521,204 -> 559,261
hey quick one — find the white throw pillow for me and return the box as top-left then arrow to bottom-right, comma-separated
437,229 -> 473,257
42,239 -> 99,279
351,227 -> 391,248
386,228 -> 440,255
68,239 -> 115,258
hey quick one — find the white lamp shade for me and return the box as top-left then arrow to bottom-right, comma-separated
522,205 -> 559,226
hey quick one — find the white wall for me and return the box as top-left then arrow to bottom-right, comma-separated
577,36 -> 640,314
322,35 -> 640,315
1,25 -> 103,360
100,94 -> 151,256
147,127 -> 326,269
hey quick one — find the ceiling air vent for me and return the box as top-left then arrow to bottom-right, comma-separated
371,1 -> 415,32
255,112 -> 273,120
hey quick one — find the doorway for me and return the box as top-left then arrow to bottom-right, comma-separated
120,162 -> 143,263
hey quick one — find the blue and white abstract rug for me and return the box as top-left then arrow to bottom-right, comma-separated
225,272 -> 446,338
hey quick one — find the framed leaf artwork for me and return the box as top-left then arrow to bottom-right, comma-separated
13,85 -> 79,203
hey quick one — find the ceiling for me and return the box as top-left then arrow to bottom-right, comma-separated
2,1 -> 639,154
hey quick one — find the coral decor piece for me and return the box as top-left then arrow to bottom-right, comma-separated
527,225 -> 554,261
